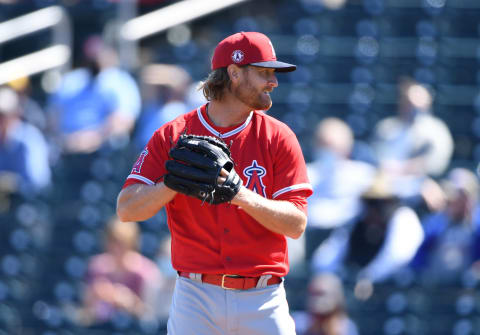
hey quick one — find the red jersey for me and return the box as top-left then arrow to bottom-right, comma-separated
123,104 -> 313,277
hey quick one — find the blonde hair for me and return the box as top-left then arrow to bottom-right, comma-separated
200,68 -> 231,101
315,117 -> 354,157
200,65 -> 248,101
105,217 -> 139,250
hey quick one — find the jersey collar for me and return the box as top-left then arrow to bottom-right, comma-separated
197,104 -> 254,139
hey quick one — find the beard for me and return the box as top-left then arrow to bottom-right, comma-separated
232,74 -> 273,111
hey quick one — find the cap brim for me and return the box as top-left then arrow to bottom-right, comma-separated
250,61 -> 296,73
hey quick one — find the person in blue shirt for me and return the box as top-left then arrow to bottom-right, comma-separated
133,64 -> 206,150
48,35 -> 141,154
410,167 -> 480,285
0,87 -> 51,192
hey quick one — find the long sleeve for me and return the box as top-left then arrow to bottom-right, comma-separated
311,226 -> 352,274
359,206 -> 424,282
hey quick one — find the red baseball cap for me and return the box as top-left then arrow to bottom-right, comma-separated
211,32 -> 296,73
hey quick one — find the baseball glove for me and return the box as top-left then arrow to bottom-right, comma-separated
164,134 -> 243,204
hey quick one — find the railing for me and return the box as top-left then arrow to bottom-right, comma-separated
120,0 -> 251,41
0,6 -> 72,85
117,0 -> 251,69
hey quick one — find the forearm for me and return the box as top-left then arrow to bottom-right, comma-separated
231,186 -> 307,239
116,183 -> 176,222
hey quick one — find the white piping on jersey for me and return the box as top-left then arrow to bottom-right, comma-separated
197,107 -> 254,138
127,174 -> 155,185
272,183 -> 312,199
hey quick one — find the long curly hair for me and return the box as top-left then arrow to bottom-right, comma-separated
200,68 -> 231,101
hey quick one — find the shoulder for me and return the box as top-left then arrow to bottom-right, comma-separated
96,68 -> 140,95
374,116 -> 403,135
88,253 -> 114,273
98,67 -> 136,82
346,317 -> 360,335
253,111 -> 294,133
375,116 -> 398,127
146,108 -> 202,151
55,68 -> 91,97
152,108 -> 199,139
12,122 -> 46,144
126,252 -> 161,279
422,212 -> 449,233
394,206 -> 420,220
390,206 -> 422,232
415,114 -> 452,135
343,159 -> 376,174
252,111 -> 298,145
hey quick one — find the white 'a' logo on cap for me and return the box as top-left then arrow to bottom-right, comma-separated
268,41 -> 276,58
231,50 -> 244,63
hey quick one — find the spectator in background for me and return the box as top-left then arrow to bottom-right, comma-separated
289,118 -> 376,269
8,76 -> 47,132
134,64 -> 207,150
133,64 -> 193,150
0,86 -> 51,192
48,35 -> 141,154
311,171 -> 424,295
293,272 -> 359,335
75,217 -> 161,327
411,168 -> 480,285
371,77 -> 453,210
307,117 -> 376,230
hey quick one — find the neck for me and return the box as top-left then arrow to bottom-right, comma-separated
207,98 -> 252,128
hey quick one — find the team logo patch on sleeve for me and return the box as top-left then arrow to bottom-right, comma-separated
132,149 -> 148,173
243,160 -> 267,197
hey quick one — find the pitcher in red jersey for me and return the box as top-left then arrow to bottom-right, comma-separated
117,31 -> 313,335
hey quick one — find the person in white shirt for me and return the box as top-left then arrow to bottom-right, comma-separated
371,77 -> 453,201
311,171 -> 424,292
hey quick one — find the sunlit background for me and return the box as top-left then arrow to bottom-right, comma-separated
1,0 -> 480,334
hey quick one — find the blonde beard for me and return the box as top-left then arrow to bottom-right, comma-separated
233,85 -> 272,111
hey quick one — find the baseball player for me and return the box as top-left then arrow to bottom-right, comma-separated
117,31 -> 313,335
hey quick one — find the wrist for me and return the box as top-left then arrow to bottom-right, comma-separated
231,185 -> 249,206
158,181 -> 177,195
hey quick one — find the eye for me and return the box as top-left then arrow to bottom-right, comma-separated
259,68 -> 274,77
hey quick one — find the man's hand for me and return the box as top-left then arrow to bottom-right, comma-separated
164,134 -> 242,204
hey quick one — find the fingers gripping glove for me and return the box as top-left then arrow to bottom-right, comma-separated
164,134 -> 243,204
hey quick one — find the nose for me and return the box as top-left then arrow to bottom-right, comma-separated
268,73 -> 278,87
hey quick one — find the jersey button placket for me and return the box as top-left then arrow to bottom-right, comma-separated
220,212 -> 233,268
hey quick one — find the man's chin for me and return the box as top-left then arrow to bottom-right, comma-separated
261,104 -> 272,112
252,100 -> 272,112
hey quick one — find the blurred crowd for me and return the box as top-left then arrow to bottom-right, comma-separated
0,33 -> 198,334
290,78 -> 480,335
0,8 -> 479,335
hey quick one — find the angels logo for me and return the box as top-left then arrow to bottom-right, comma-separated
231,50 -> 245,63
243,160 -> 267,197
132,149 -> 148,173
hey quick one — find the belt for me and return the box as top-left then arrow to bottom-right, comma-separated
178,272 -> 282,290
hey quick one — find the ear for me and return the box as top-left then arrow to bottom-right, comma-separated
227,64 -> 241,81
